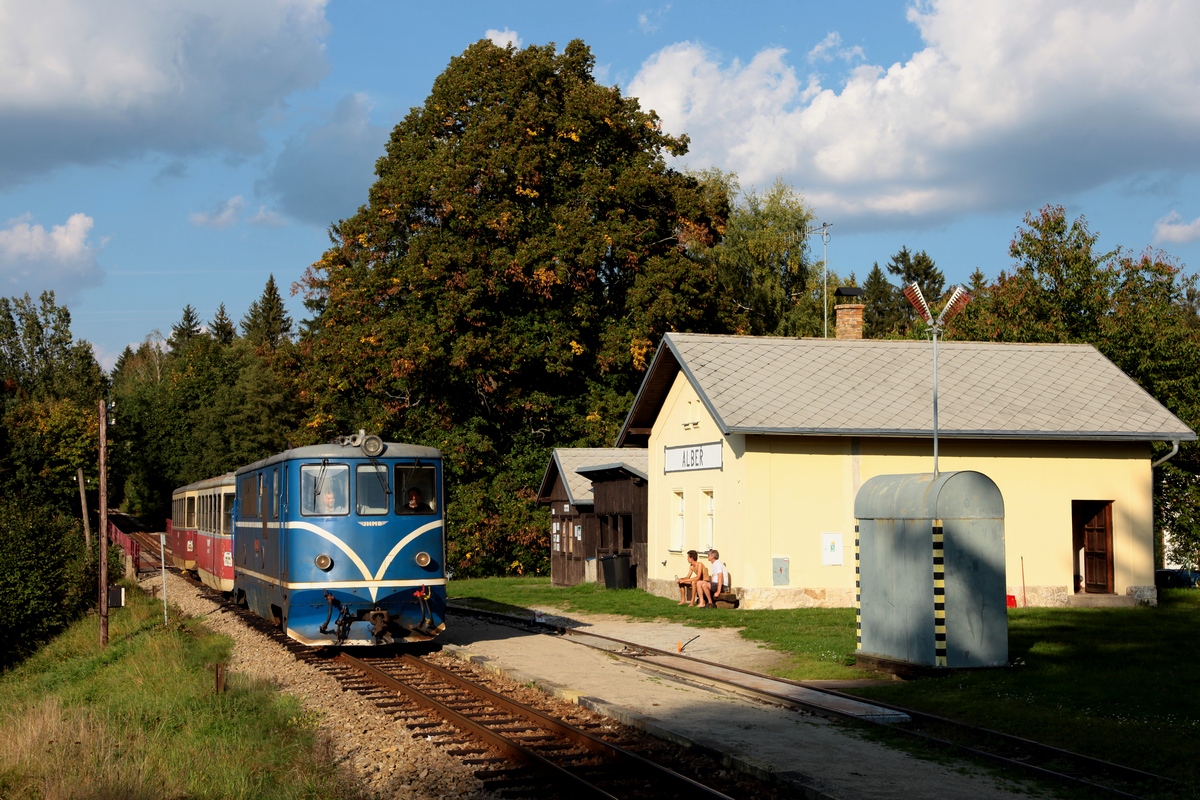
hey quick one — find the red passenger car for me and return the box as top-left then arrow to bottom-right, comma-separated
170,474 -> 236,591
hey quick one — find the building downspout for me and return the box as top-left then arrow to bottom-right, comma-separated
1151,439 -> 1181,468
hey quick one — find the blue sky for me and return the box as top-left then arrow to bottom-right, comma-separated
3,0 -> 1200,368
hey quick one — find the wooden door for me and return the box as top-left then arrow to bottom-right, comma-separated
1074,501 -> 1113,594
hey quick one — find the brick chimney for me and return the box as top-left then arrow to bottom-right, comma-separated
835,303 -> 864,340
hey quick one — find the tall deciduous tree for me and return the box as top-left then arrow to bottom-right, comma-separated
714,177 -> 815,336
297,39 -> 736,576
950,205 -> 1200,568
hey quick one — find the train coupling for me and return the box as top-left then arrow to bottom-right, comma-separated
369,607 -> 394,645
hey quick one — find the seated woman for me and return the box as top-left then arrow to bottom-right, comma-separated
676,550 -> 708,605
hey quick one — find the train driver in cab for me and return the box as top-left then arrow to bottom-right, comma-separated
318,482 -> 347,514
402,487 -> 431,513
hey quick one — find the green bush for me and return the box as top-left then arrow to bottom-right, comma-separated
0,500 -> 96,668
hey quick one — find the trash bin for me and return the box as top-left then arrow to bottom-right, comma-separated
600,552 -> 632,589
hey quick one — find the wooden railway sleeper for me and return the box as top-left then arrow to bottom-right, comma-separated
390,654 -> 738,800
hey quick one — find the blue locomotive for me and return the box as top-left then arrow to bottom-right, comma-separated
229,433 -> 446,645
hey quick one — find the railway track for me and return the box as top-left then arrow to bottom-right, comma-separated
331,652 -> 737,799
124,535 -> 789,799
448,604 -> 1190,800
119,522 -> 1183,799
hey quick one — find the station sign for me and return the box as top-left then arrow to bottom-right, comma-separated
664,442 -> 723,473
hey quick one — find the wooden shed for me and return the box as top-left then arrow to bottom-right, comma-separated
537,448 -> 647,587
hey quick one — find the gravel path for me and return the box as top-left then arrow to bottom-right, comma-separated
139,572 -> 490,800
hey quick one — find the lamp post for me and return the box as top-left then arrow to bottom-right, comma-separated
903,283 -> 970,476
804,222 -> 832,337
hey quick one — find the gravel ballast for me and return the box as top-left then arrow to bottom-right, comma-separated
139,572 -> 490,800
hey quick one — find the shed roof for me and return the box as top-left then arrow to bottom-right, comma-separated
537,448 -> 649,507
616,333 -> 1196,447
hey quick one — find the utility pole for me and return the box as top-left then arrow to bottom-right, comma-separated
98,399 -> 109,647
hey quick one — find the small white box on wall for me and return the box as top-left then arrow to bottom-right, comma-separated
821,532 -> 844,566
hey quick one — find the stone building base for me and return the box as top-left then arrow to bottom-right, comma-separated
647,579 -> 1158,609
646,578 -> 853,609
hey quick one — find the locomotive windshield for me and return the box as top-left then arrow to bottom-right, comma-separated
396,465 -> 436,514
356,463 -> 390,515
300,463 -> 349,515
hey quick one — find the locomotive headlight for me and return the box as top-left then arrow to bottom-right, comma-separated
414,551 -> 431,568
314,554 -> 333,571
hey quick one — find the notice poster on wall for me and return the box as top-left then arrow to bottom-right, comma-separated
821,532 -> 844,566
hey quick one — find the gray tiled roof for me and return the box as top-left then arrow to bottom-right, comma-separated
546,448 -> 649,505
655,333 -> 1195,441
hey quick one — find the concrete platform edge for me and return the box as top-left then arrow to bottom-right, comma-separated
441,642 -> 839,800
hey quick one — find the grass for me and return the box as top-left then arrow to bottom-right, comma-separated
850,589 -> 1200,788
0,582 -> 363,800
448,577 -> 1200,788
449,576 -> 876,680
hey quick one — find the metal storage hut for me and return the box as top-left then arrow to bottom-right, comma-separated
854,471 -> 1007,669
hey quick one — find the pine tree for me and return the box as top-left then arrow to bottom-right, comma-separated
210,303 -> 237,346
862,262 -> 901,338
168,304 -> 204,353
885,247 -> 945,334
241,276 -> 293,350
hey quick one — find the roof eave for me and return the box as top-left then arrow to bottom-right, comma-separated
576,462 -> 650,481
724,426 -> 1198,442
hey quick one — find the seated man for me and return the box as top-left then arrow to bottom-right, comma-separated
695,549 -> 729,608
676,550 -> 708,605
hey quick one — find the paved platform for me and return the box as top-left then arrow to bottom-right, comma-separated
439,608 -> 1037,799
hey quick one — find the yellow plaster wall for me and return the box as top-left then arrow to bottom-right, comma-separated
647,373 -> 1156,605
648,374 -> 746,587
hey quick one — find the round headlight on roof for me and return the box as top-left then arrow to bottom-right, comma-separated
361,435 -> 385,457
315,554 -> 333,571
414,551 -> 431,568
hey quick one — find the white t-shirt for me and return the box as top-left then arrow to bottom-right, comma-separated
710,559 -> 728,590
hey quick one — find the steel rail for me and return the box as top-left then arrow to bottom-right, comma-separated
340,653 -> 618,800
395,654 -> 737,799
447,604 -> 1182,799
341,653 -> 736,800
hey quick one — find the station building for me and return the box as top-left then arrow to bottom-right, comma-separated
614,314 -> 1195,609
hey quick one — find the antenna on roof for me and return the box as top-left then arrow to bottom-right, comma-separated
904,283 -> 972,476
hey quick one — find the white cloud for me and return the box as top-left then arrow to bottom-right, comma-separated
628,0 -> 1200,225
485,28 -> 521,49
638,5 -> 671,34
1153,211 -> 1200,245
189,196 -> 247,229
0,213 -> 103,297
260,93 -> 388,227
806,32 -> 864,64
0,0 -> 329,188
249,206 -> 286,227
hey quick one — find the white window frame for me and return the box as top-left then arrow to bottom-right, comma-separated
671,491 -> 685,552
703,489 -> 715,550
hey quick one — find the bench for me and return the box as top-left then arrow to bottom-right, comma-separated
713,591 -> 740,609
